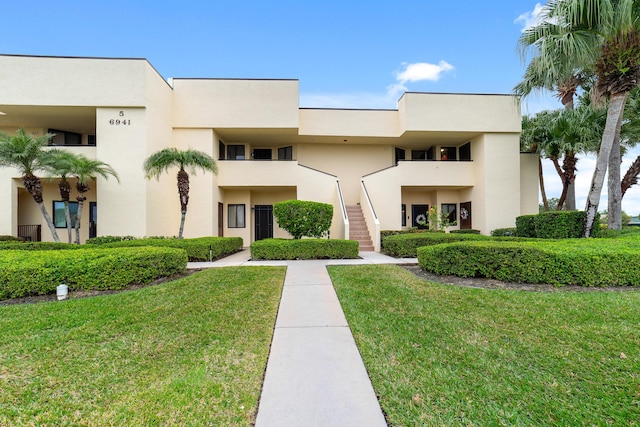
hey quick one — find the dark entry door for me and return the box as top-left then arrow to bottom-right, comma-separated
255,205 -> 273,241
460,202 -> 472,229
411,204 -> 429,229
89,202 -> 97,238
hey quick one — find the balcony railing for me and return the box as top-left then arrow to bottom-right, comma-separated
18,225 -> 41,242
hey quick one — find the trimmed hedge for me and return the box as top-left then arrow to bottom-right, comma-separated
0,247 -> 187,299
516,215 -> 537,237
250,238 -> 358,260
382,232 -> 488,257
491,228 -> 517,237
0,242 -> 84,251
418,239 -> 640,286
85,237 -> 243,261
516,211 -> 600,238
449,229 -> 481,234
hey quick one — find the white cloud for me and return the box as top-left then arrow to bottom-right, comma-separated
395,61 -> 455,84
300,60 -> 454,109
515,3 -> 546,32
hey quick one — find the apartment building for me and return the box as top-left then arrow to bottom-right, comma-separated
0,54 -> 538,250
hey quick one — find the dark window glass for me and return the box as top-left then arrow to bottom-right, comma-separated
440,146 -> 457,161
88,135 -> 96,146
227,145 -> 245,160
253,148 -> 272,160
278,146 -> 293,160
48,129 -> 82,146
228,204 -> 246,228
219,140 -> 226,160
395,147 -> 406,164
53,201 -> 79,228
411,150 -> 428,160
441,203 -> 457,226
459,142 -> 471,161
401,204 -> 406,227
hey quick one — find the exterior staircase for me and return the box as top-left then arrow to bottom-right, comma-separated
346,204 -> 374,251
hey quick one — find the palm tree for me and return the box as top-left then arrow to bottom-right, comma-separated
0,128 -> 61,242
143,148 -> 217,239
520,0 -> 640,236
521,113 -> 554,210
548,105 -> 607,209
72,157 -> 119,244
42,150 -> 82,243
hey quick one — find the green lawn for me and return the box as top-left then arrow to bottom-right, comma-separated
329,264 -> 640,426
0,266 -> 285,426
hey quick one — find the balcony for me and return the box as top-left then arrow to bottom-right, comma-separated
395,160 -> 475,186
217,160 -> 304,187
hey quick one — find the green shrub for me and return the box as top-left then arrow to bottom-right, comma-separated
85,235 -> 136,244
86,237 -> 243,261
491,228 -> 517,236
515,215 -> 537,237
0,235 -> 22,241
250,238 -> 358,260
449,229 -> 481,234
516,211 -> 600,238
0,247 -> 187,299
0,242 -> 83,251
382,232 -> 488,257
273,200 -> 333,239
418,239 -> 640,286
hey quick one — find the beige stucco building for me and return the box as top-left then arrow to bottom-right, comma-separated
0,54 -> 538,250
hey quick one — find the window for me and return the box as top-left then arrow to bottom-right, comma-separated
395,147 -> 406,164
227,145 -> 245,160
441,203 -> 457,226
48,129 -> 82,146
253,148 -> 272,160
88,135 -> 96,146
53,201 -> 79,228
278,146 -> 293,160
218,140 -> 226,160
401,204 -> 406,227
440,146 -> 457,161
411,147 -> 434,161
459,142 -> 471,161
228,204 -> 246,228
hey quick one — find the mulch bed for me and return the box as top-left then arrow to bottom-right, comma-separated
402,264 -> 639,292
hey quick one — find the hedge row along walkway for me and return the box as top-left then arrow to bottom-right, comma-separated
188,250 -> 416,426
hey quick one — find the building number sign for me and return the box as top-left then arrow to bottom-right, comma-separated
109,111 -> 131,125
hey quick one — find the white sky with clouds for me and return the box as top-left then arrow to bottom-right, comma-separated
1,0 -> 639,215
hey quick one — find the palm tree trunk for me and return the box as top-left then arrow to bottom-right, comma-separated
584,92 -> 628,237
75,194 -> 86,244
37,201 -> 60,243
59,178 -> 73,243
566,179 -> 576,210
63,201 -> 72,243
177,169 -> 189,239
539,157 -> 549,210
550,157 -> 568,210
621,155 -> 640,197
23,173 -> 61,242
607,134 -> 622,230
178,211 -> 187,239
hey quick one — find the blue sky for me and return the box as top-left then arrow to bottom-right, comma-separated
3,0 -> 640,215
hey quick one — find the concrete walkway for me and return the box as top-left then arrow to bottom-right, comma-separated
188,250 -> 416,427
